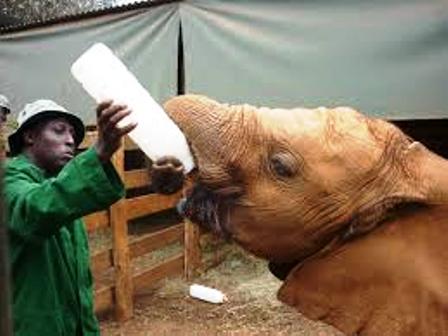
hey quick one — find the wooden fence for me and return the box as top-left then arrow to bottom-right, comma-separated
80,130 -> 205,322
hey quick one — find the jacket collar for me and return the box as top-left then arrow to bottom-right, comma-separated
11,153 -> 48,181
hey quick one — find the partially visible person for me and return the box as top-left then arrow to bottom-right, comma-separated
0,94 -> 11,125
4,99 -> 136,336
0,95 -> 13,335
0,94 -> 11,159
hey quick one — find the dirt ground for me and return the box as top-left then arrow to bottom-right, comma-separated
99,245 -> 343,336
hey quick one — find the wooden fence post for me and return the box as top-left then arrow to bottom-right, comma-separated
184,219 -> 201,280
110,142 -> 133,321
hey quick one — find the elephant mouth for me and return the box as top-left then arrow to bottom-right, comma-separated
176,183 -> 243,239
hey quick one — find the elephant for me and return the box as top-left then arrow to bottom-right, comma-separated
149,94 -> 448,336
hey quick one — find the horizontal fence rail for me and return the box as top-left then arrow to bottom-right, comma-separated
80,130 -> 212,321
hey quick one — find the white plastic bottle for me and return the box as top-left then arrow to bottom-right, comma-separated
189,284 -> 227,304
71,43 -> 195,173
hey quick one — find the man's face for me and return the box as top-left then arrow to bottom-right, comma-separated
0,107 -> 10,124
24,117 -> 76,175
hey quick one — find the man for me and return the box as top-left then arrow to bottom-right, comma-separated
0,94 -> 11,124
4,99 -> 136,335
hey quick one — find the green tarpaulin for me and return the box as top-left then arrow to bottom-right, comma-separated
181,0 -> 448,119
0,0 -> 447,121
0,4 -> 179,124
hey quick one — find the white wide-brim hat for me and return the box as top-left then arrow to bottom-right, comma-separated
8,99 -> 85,155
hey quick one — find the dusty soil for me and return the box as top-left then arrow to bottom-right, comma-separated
99,245 -> 343,336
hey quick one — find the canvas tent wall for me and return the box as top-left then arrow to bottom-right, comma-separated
0,0 -> 447,123
180,0 -> 448,119
0,2 -> 180,125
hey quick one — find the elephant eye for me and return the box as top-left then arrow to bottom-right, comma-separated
269,153 -> 297,178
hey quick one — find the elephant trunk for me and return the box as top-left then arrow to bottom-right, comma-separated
164,95 -> 255,172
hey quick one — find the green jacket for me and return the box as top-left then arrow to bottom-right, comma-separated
4,148 -> 125,336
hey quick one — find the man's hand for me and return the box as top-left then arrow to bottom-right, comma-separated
150,156 -> 185,194
94,100 -> 137,163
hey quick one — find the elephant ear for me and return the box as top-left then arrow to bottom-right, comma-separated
278,205 -> 448,336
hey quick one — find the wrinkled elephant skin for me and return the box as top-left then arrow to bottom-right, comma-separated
151,94 -> 448,335
278,204 -> 448,336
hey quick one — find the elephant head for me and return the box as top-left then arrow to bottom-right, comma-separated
151,94 -> 448,335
